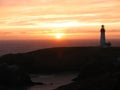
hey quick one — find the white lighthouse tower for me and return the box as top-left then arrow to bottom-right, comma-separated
100,25 -> 111,48
100,25 -> 106,47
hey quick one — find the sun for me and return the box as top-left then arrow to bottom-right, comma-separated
55,33 -> 64,39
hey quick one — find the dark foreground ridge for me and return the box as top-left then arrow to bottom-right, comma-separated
0,63 -> 44,87
0,47 -> 120,89
0,47 -> 120,73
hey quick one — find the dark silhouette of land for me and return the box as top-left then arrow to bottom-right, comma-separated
0,47 -> 120,89
0,47 -> 120,73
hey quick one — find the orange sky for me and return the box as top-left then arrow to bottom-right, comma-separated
0,0 -> 120,40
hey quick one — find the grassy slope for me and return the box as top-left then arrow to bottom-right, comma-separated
0,47 -> 120,73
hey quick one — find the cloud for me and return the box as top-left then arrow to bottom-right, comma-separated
0,0 -> 120,39
0,31 -> 12,35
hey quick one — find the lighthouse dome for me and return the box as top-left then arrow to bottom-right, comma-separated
101,25 -> 105,32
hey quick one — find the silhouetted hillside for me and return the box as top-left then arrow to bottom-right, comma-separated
53,47 -> 120,90
0,47 -> 120,73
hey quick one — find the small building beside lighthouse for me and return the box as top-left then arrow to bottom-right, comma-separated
100,25 -> 111,48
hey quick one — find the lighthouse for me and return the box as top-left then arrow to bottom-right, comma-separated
100,25 -> 106,47
100,25 -> 111,48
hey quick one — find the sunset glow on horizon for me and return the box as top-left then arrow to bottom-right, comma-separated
55,33 -> 64,39
0,0 -> 120,40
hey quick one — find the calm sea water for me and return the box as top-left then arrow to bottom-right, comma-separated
2,72 -> 78,90
0,39 -> 119,56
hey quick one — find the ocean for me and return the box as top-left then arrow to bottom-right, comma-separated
0,39 -> 119,56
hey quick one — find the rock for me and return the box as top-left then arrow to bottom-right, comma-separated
55,63 -> 120,90
0,63 -> 43,87
32,82 -> 44,85
55,72 -> 120,90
